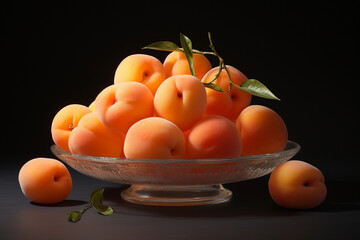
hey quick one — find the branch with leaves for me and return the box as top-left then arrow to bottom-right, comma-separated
142,32 -> 280,101
67,189 -> 113,222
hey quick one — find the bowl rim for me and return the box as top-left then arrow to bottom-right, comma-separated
50,140 -> 300,164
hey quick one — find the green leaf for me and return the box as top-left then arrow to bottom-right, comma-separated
142,41 -> 180,51
203,82 -> 225,92
179,33 -> 196,77
90,189 -> 113,216
67,211 -> 82,222
236,79 -> 280,100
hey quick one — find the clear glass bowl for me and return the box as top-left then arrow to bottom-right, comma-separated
51,141 -> 300,206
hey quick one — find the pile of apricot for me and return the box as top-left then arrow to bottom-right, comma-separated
51,52 -> 288,159
19,48 -> 327,210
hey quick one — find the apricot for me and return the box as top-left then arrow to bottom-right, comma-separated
154,75 -> 207,131
18,158 -> 72,204
187,115 -> 242,159
236,105 -> 288,156
88,101 -> 96,112
268,160 -> 327,209
201,65 -> 252,121
114,54 -> 166,95
51,104 -> 92,152
163,51 -> 212,80
124,117 -> 186,159
68,112 -> 124,157
95,82 -> 154,134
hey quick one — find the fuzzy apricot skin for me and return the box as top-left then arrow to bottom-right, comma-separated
51,104 -> 92,152
95,82 -> 154,134
154,75 -> 207,131
123,117 -> 186,159
268,160 -> 327,209
18,158 -> 72,204
163,51 -> 212,80
68,112 -> 124,158
187,115 -> 242,159
201,65 -> 252,121
236,105 -> 288,156
114,54 -> 166,95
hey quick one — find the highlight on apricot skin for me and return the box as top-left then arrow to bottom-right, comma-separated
202,65 -> 252,121
154,75 -> 207,131
18,158 -> 72,204
68,112 -> 124,158
187,115 -> 242,159
268,160 -> 327,209
124,117 -> 186,159
95,82 -> 154,134
51,104 -> 92,152
114,54 -> 166,95
163,51 -> 212,80
236,105 -> 288,156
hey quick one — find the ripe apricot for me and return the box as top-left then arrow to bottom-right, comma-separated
95,82 -> 154,134
51,104 -> 92,152
88,101 -> 96,112
154,75 -> 207,131
18,158 -> 72,204
68,112 -> 124,157
201,65 -> 252,121
124,117 -> 186,159
236,105 -> 288,156
114,54 -> 166,95
163,51 -> 212,80
268,160 -> 327,209
187,115 -> 242,159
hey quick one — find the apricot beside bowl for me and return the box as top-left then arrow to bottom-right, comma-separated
51,141 -> 300,206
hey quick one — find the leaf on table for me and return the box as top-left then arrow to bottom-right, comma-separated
90,189 -> 114,216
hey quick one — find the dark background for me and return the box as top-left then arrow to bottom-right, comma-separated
1,1 -> 359,239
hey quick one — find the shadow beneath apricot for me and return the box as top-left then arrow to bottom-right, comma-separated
30,199 -> 88,207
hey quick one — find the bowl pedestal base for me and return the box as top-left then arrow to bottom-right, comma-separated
121,184 -> 232,206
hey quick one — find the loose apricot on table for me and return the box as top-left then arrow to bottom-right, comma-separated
163,51 -> 212,80
51,104 -> 91,152
68,112 -> 124,157
154,75 -> 207,131
95,82 -> 154,134
268,160 -> 327,209
187,115 -> 242,159
201,65 -> 252,121
124,117 -> 186,159
236,105 -> 288,156
18,158 -> 72,204
114,54 -> 166,95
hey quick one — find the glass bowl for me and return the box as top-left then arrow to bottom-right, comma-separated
51,141 -> 300,206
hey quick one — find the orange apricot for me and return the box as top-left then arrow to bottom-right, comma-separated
154,75 -> 207,131
124,117 -> 186,159
268,160 -> 327,209
163,51 -> 212,80
236,105 -> 288,156
68,112 -> 124,157
201,65 -> 252,121
95,82 -> 154,134
114,54 -> 166,95
187,115 -> 242,159
88,101 -> 96,112
18,158 -> 72,204
51,104 -> 92,152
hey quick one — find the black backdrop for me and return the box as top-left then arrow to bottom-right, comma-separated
3,2 -> 359,180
